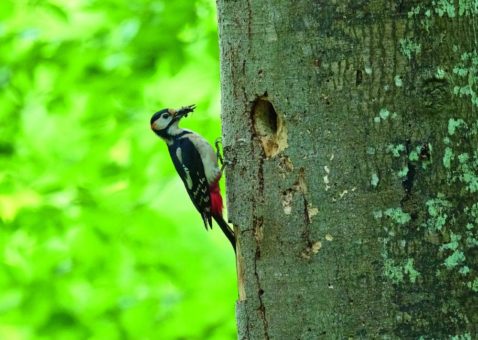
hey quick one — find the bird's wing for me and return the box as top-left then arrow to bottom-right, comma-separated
169,137 -> 212,229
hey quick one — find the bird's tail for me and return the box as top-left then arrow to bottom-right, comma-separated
213,214 -> 236,253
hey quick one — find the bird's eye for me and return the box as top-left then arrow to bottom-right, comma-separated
162,113 -> 170,119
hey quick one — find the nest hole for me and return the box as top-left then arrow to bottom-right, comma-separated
252,98 -> 278,136
251,96 -> 288,158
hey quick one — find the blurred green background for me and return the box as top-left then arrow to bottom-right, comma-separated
0,0 -> 237,339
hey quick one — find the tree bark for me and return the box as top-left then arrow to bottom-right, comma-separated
217,0 -> 478,338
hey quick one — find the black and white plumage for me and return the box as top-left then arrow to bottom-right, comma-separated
150,105 -> 236,251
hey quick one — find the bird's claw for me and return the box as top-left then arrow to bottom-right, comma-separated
220,160 -> 232,172
215,138 -> 232,171
215,137 -> 224,166
214,137 -> 222,148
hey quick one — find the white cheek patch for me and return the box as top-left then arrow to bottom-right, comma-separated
153,121 -> 165,130
153,116 -> 174,131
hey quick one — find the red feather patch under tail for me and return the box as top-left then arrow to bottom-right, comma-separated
210,182 -> 223,216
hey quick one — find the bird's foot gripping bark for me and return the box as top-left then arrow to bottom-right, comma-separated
215,137 -> 232,172
214,137 -> 224,164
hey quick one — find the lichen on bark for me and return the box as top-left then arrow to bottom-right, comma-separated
217,0 -> 477,338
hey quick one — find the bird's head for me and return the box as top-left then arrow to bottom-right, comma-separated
150,104 -> 196,138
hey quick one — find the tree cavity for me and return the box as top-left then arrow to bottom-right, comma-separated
251,96 -> 288,158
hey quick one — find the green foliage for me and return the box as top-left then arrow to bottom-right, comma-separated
0,0 -> 236,339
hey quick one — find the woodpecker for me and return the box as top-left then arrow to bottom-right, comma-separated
150,105 -> 236,251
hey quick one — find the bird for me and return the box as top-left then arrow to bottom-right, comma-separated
150,104 -> 236,251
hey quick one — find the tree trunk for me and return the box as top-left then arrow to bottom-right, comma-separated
217,0 -> 478,338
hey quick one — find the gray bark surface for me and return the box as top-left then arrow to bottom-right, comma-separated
217,1 -> 478,338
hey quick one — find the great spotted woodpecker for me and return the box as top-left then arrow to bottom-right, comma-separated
150,105 -> 236,251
